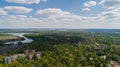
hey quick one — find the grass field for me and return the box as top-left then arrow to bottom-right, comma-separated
0,34 -> 18,41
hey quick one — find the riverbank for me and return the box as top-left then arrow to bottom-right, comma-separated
0,34 -> 19,41
0,33 -> 34,54
0,33 -> 33,45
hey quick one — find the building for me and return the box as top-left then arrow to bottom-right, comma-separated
5,57 -> 12,64
108,61 -> 120,67
25,50 -> 41,60
11,55 -> 18,61
100,55 -> 106,59
4,49 -> 41,64
4,54 -> 25,64
35,52 -> 41,59
17,54 -> 25,58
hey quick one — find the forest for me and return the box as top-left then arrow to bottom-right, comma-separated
0,31 -> 120,67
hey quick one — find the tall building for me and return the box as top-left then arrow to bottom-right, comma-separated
5,57 -> 12,64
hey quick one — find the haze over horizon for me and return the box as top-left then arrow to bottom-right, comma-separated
0,0 -> 120,29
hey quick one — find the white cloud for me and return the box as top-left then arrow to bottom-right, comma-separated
5,0 -> 40,4
0,8 -> 120,28
84,1 -> 97,7
82,8 -> 91,12
4,6 -> 33,14
98,7 -> 120,19
36,8 -> 83,23
36,8 -> 70,17
0,15 -> 41,28
0,8 -> 8,15
99,0 -> 120,9
3,8 -> 117,25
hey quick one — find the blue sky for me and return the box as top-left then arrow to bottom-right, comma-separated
0,0 -> 120,29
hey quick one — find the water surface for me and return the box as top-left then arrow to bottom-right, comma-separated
4,33 -> 33,44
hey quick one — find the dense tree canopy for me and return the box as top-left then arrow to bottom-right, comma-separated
0,31 -> 120,67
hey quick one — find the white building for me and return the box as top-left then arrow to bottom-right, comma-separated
5,57 -> 12,64
108,61 -> 120,67
4,54 -> 25,64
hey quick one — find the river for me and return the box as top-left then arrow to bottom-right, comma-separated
4,33 -> 33,44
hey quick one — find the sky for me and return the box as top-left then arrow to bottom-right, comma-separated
0,0 -> 120,29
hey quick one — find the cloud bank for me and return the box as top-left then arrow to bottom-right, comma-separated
4,6 -> 33,14
99,0 -> 120,9
0,8 -> 8,15
84,1 -> 97,7
0,0 -> 120,28
5,0 -> 40,4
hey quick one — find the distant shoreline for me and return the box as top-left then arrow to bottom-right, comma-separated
0,28 -> 120,33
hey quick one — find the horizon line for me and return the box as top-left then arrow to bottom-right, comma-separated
0,27 -> 120,29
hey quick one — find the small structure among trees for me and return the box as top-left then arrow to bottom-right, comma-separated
4,49 -> 42,64
25,49 -> 42,60
5,54 -> 25,64
108,61 -> 120,67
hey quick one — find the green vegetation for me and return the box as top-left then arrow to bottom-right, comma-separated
0,31 -> 120,67
0,34 -> 18,41
0,34 -> 19,46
